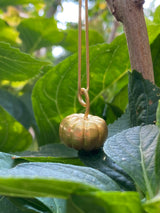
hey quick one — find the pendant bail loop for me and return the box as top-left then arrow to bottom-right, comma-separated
78,88 -> 90,119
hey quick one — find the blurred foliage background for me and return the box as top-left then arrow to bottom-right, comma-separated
0,0 -> 159,148
0,0 -> 158,86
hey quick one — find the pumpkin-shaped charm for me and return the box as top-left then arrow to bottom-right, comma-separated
59,113 -> 108,151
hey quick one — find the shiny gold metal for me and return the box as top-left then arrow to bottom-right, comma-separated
78,0 -> 89,115
59,113 -> 108,151
78,88 -> 89,119
59,0 -> 108,151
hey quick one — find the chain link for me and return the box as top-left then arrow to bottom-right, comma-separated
78,0 -> 90,118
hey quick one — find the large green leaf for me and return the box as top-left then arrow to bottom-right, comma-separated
36,197 -> 66,213
68,191 -> 143,213
108,108 -> 130,138
103,85 -> 128,124
19,144 -> 78,158
0,42 -> 48,81
0,196 -> 66,213
8,197 -> 66,213
0,0 -> 42,7
0,19 -> 19,45
156,100 -> 160,129
32,34 -> 130,145
147,24 -> 160,44
143,194 -> 160,213
14,144 -> 83,166
79,148 -> 135,191
0,152 -> 15,169
151,34 -> 160,87
0,152 -> 67,212
104,125 -> 159,199
0,197 -> 22,213
17,17 -> 64,53
154,5 -> 160,24
18,17 -> 105,53
103,103 -> 123,124
155,101 -> 160,186
0,162 -> 120,198
0,89 -> 33,129
60,29 -> 104,52
0,106 -> 32,152
128,71 -> 160,126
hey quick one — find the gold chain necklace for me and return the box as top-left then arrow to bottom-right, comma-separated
78,0 -> 90,119
59,0 -> 108,151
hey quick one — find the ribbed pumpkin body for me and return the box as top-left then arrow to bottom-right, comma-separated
59,113 -> 108,151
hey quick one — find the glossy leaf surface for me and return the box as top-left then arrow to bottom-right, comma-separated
0,162 -> 120,198
128,71 -> 160,126
79,148 -> 135,191
0,42 -> 48,81
0,106 -> 32,152
104,125 -> 159,198
69,191 -> 143,213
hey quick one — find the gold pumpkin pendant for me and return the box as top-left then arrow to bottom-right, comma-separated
59,113 -> 108,151
59,0 -> 108,151
59,88 -> 108,151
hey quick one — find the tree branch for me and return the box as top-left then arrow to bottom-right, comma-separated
106,0 -> 154,83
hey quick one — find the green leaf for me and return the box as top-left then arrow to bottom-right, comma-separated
38,144 -> 78,157
104,125 -> 159,198
17,17 -> 64,53
0,0 -> 42,7
0,162 -> 120,198
69,191 -> 143,213
0,89 -> 33,129
0,42 -> 48,81
8,197 -> 66,213
15,156 -> 84,166
154,6 -> 160,24
128,71 -> 160,126
103,85 -> 128,124
147,24 -> 160,44
0,197 -> 22,213
0,152 -> 15,169
143,194 -> 160,213
60,29 -> 104,52
155,101 -> 160,187
0,19 -> 19,45
18,17 -> 105,53
13,144 -> 83,165
108,108 -> 130,138
18,144 -> 78,157
0,153 -> 66,212
32,34 -> 129,145
37,197 -> 66,213
8,197 -> 52,213
156,100 -> 160,128
0,106 -> 32,152
104,103 -> 123,124
79,149 -> 135,191
151,34 -> 160,87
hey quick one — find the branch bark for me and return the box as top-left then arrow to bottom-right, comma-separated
106,0 -> 155,83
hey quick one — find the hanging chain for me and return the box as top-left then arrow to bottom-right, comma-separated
78,0 -> 90,119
